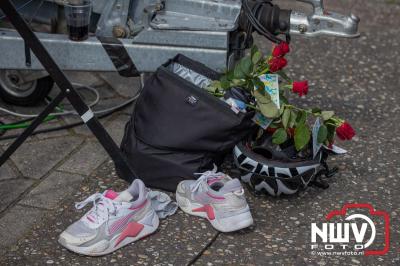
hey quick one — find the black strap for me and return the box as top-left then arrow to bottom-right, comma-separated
98,36 -> 140,77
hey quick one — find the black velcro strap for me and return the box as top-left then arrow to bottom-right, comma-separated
98,36 -> 140,77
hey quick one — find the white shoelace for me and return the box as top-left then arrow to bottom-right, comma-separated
75,193 -> 118,225
191,169 -> 226,193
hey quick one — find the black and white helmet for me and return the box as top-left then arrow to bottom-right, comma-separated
233,134 -> 336,196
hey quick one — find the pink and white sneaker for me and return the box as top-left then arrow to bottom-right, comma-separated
58,179 -> 159,256
176,170 -> 253,232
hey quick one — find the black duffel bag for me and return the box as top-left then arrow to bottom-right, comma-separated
118,54 -> 255,191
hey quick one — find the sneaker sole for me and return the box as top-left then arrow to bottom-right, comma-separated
176,192 -> 253,233
58,210 -> 159,256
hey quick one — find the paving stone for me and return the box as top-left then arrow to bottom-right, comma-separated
10,136 -> 83,179
60,115 -> 93,137
64,71 -> 105,87
0,205 -> 47,253
35,119 -> 72,140
58,141 -> 108,176
0,161 -> 18,180
0,115 -> 31,146
0,179 -> 34,213
0,131 -> 26,147
62,97 -> 127,137
99,72 -> 141,98
105,114 -> 130,144
120,101 -> 135,116
20,171 -> 84,210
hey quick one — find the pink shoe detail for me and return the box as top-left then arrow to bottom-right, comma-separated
104,190 -> 118,200
192,205 -> 215,220
109,213 -> 135,235
114,221 -> 144,247
109,201 -> 148,235
86,215 -> 95,223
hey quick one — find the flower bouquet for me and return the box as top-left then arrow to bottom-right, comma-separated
206,43 -> 355,153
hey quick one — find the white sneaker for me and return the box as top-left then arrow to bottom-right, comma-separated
58,179 -> 159,256
176,170 -> 253,232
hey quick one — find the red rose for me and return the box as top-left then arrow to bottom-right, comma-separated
266,127 -> 277,134
268,57 -> 287,72
336,122 -> 355,141
272,42 -> 290,57
292,81 -> 309,97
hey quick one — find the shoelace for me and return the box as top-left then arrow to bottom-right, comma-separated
192,169 -> 245,196
191,169 -> 227,193
75,193 -> 118,225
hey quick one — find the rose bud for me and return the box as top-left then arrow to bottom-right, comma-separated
268,57 -> 288,72
272,42 -> 290,57
292,81 -> 309,97
336,122 -> 356,141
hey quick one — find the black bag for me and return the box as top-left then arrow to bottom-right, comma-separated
118,54 -> 255,191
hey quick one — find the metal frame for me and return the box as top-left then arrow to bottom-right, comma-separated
0,30 -> 229,73
0,0 -> 138,182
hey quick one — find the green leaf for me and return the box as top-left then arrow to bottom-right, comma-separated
272,128 -> 288,145
232,79 -> 245,86
234,63 -> 246,79
239,57 -> 253,76
269,122 -> 279,129
205,81 -> 221,93
296,110 -> 308,125
254,89 -> 271,103
252,51 -> 262,65
220,76 -> 231,89
311,108 -> 322,114
321,111 -> 335,121
289,110 -> 297,128
282,109 -> 290,129
294,124 -> 311,151
259,101 -> 280,118
317,124 -> 328,143
205,87 -> 216,93
254,90 -> 278,118
279,105 -> 285,116
227,70 -> 235,80
251,45 -> 259,57
326,123 -> 336,143
205,85 -> 217,93
233,65 -> 246,79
